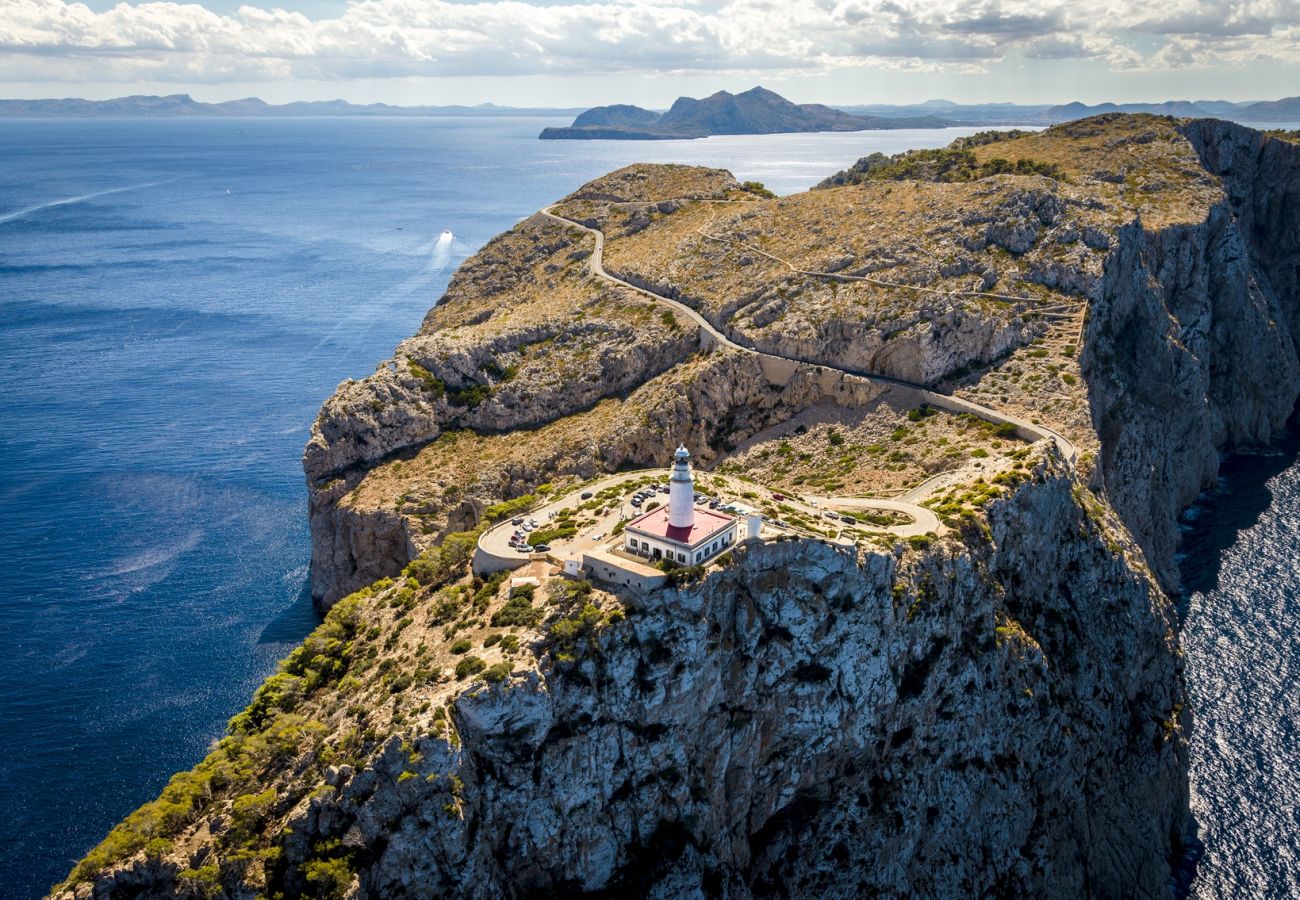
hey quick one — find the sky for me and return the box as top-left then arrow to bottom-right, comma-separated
0,0 -> 1297,106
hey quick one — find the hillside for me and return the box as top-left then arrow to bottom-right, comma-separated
539,86 -> 949,140
54,116 -> 1300,899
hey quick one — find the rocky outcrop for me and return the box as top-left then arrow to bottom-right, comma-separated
1083,123 -> 1300,590
268,455 -> 1187,899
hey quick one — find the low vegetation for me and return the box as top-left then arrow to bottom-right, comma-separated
816,147 -> 1065,188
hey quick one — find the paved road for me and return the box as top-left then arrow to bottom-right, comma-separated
802,495 -> 942,538
539,205 -> 1077,468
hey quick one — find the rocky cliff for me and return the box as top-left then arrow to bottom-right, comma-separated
55,116 -> 1300,899
1082,118 -> 1300,589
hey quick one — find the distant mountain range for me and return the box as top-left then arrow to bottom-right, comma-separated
0,94 -> 586,118
1,90 -> 1296,130
840,97 -> 1300,126
539,87 -> 951,140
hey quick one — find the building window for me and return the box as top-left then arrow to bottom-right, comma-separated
678,551 -> 686,563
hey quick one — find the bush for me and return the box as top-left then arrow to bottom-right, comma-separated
527,524 -> 577,546
741,180 -> 776,199
483,633 -> 502,648
404,531 -> 477,587
483,662 -> 514,684
228,788 -> 276,844
448,382 -> 491,408
455,656 -> 487,679
406,360 -> 445,397
665,564 -> 706,586
499,634 -> 520,652
548,603 -> 606,661
449,639 -> 472,655
302,857 -> 354,900
483,494 -> 536,523
491,590 -> 541,627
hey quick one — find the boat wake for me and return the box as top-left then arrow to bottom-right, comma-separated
0,179 -> 179,226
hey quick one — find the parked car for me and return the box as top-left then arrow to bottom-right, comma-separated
772,493 -> 786,501
708,500 -> 721,509
533,544 -> 550,553
580,492 -> 593,500
658,485 -> 669,494
511,517 -> 524,526
841,514 -> 858,524
630,497 -> 643,507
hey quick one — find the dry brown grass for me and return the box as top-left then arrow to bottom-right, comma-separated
716,399 -> 1032,497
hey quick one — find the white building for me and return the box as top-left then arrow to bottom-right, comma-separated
623,446 -> 738,566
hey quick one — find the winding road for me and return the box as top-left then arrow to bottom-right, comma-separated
540,203 -> 1078,466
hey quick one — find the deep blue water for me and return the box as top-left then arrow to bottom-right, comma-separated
0,117 -> 998,898
1180,432 -> 1300,900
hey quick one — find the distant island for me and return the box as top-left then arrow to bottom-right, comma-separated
538,87 -> 952,140
1,90 -> 1296,129
0,94 -> 585,118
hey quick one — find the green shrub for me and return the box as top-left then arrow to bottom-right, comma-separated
499,634 -> 520,652
449,639 -> 472,655
548,603 -> 606,661
491,591 -> 541,627
404,531 -> 477,587
665,564 -> 706,586
406,360 -> 446,397
455,656 -> 487,679
483,633 -> 502,648
447,382 -> 491,408
302,857 -> 354,900
527,524 -> 577,546
483,494 -> 536,523
483,662 -> 514,684
228,788 -> 276,844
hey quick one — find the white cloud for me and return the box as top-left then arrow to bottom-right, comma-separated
0,0 -> 1296,84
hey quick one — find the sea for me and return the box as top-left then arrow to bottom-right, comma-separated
1180,431 -> 1300,899
0,115 -> 1295,899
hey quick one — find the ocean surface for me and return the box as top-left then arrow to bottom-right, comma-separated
0,116 -> 1001,898
1180,433 -> 1300,900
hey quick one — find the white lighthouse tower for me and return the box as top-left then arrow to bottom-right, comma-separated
668,445 -> 696,528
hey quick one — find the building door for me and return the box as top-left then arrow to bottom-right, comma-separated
653,547 -> 661,559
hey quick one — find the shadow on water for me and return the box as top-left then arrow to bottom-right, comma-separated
1176,422 -> 1300,613
1171,416 -> 1300,899
258,578 -> 321,645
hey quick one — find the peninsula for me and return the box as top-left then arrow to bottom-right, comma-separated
55,115 -> 1300,899
538,86 -> 951,139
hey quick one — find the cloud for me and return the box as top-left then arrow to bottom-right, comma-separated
0,0 -> 1296,84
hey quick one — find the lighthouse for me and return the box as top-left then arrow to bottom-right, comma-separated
668,445 -> 695,528
620,442 -> 739,569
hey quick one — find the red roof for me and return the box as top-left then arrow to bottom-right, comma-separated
625,505 -> 735,547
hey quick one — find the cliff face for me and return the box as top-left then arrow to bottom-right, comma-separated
287,457 -> 1185,900
1083,120 -> 1300,590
